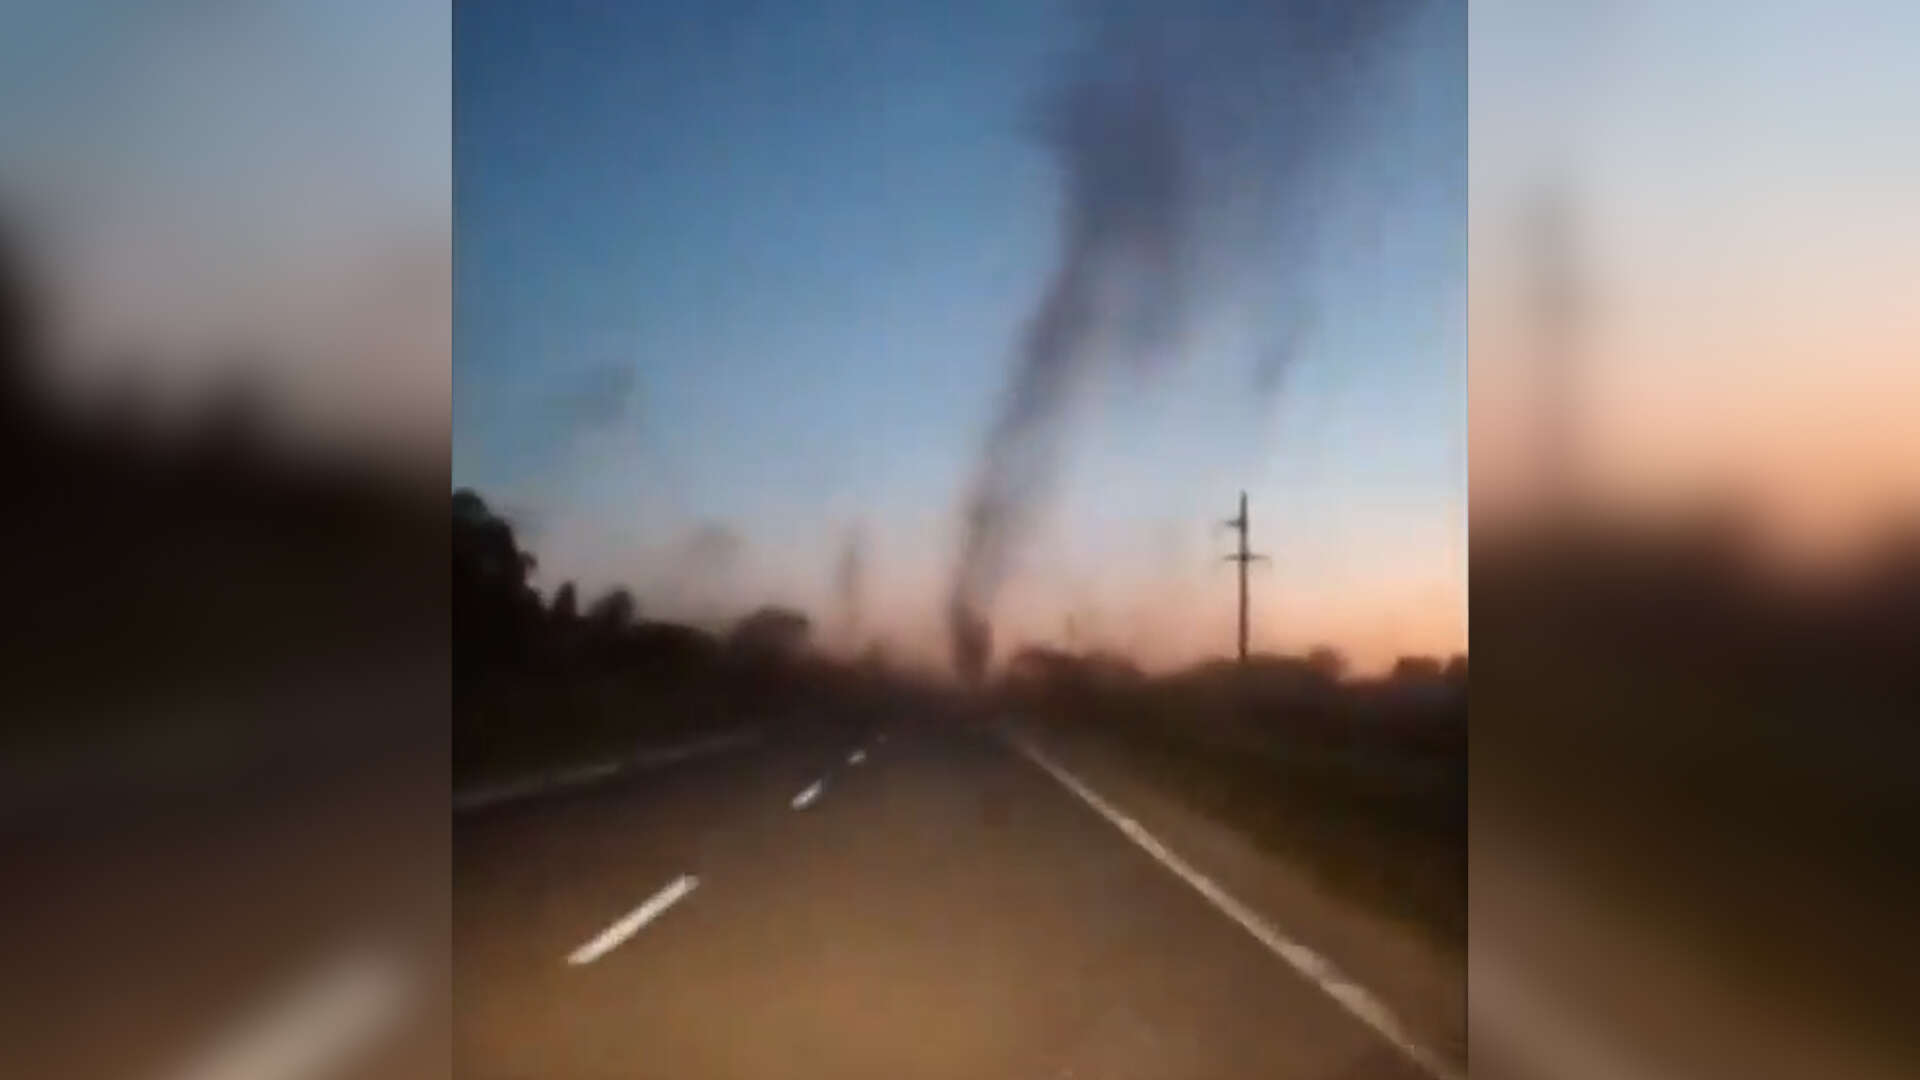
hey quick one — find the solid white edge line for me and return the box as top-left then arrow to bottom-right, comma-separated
164,948 -> 414,1080
1009,736 -> 1463,1080
453,730 -> 764,814
791,779 -> 825,809
566,875 -> 699,966
1471,947 -> 1667,1080
552,760 -> 622,786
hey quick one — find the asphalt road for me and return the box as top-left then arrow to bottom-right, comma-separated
455,717 -> 1442,1079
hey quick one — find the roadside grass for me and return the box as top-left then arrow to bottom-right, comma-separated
1020,674 -> 1465,951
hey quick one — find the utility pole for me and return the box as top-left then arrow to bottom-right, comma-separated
1222,491 -> 1269,663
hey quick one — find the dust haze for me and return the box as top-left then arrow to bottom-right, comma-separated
946,0 -> 1417,681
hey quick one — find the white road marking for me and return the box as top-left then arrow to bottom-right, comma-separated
566,875 -> 699,966
791,780 -> 825,809
1009,736 -> 1463,1080
633,730 -> 761,769
847,748 -> 867,765
163,947 -> 415,1080
551,760 -> 621,786
1472,947 -> 1668,1080
454,729 -> 762,814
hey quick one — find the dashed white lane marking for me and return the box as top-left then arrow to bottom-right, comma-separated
847,748 -> 867,765
791,780 -> 825,809
567,875 -> 699,966
1010,737 -> 1462,1080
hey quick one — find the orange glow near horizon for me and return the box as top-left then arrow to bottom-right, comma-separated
793,561 -> 1467,680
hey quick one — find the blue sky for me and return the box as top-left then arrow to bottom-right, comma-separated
454,0 -> 1464,671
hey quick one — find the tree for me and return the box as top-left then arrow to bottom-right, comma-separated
452,488 -> 542,675
586,587 -> 637,632
729,606 -> 811,662
1391,655 -> 1444,684
551,581 -> 578,620
452,489 -> 535,593
856,640 -> 892,678
0,217 -> 44,418
1305,645 -> 1348,684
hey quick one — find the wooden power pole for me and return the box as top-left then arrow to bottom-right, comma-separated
1223,491 -> 1269,662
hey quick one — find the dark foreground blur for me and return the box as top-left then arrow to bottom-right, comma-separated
0,215 -> 450,1078
1472,511 -> 1920,1079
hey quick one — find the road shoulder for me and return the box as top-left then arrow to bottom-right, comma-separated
1008,717 -> 1465,1073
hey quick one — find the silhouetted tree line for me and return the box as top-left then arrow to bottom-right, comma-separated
1472,511 -> 1920,1043
1474,509 -> 1920,803
1,217 -> 444,807
454,483 -> 1011,785
452,488 -> 828,688
1002,640 -> 1466,754
451,487 -> 930,780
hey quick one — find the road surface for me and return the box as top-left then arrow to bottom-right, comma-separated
455,716 -> 1447,1079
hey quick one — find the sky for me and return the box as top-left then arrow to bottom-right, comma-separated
1470,1 -> 1920,562
455,0 -> 1465,674
3,2 -> 1908,668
